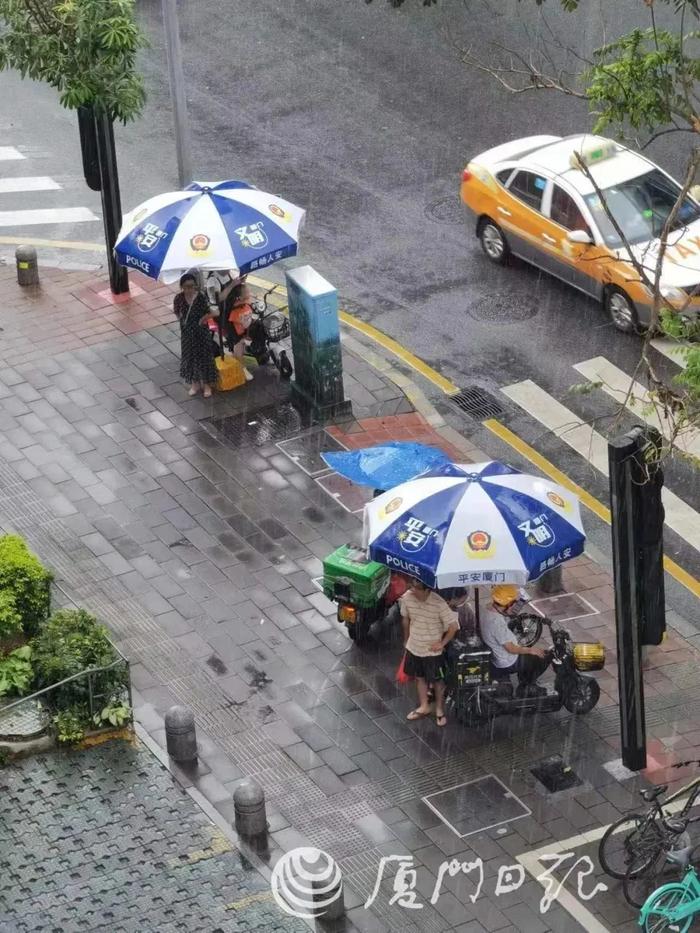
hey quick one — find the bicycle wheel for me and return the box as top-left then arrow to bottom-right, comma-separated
599,813 -> 660,879
624,844 -> 685,910
510,614 -> 543,648
642,884 -> 695,933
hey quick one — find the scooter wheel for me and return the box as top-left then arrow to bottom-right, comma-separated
510,613 -> 543,648
563,676 -> 600,714
347,624 -> 371,644
279,351 -> 293,379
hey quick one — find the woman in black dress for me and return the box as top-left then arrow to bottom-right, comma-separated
173,273 -> 218,398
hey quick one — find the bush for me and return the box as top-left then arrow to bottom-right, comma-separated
0,535 -> 52,637
93,703 -> 132,729
0,646 -> 32,698
31,609 -> 126,710
53,708 -> 86,745
0,591 -> 22,644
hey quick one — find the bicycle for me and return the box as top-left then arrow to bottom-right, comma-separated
598,779 -> 700,881
639,849 -> 700,933
623,821 -> 692,909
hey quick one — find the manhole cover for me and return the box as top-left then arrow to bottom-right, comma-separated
423,774 -> 530,837
531,755 -> 583,793
208,403 -> 310,448
447,386 -> 504,420
316,472 -> 373,513
0,699 -> 50,739
277,429 -> 345,476
468,293 -> 538,322
531,593 -> 599,623
424,196 -> 465,225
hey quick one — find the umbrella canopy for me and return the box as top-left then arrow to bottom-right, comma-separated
321,442 -> 451,491
362,461 -> 585,588
115,180 -> 305,282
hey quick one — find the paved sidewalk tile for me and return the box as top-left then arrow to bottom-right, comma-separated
0,267 -> 693,932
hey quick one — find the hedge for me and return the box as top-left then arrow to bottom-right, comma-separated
0,535 -> 52,637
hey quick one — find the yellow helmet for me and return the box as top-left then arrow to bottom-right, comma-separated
491,584 -> 519,607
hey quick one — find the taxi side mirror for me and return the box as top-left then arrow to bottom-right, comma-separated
689,184 -> 700,204
567,229 -> 593,245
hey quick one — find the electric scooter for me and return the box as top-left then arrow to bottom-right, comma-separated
247,288 -> 293,378
446,616 -> 604,722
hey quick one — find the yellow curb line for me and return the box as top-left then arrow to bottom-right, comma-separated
0,235 -> 105,252
12,238 -> 700,598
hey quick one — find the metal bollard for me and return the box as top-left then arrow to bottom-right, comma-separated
314,875 -> 345,926
535,564 -> 563,596
233,778 -> 267,838
164,705 -> 197,763
15,245 -> 39,286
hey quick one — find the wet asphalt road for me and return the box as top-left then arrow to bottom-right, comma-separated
1,0 -> 698,579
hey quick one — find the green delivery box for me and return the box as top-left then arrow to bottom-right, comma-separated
323,545 -> 390,608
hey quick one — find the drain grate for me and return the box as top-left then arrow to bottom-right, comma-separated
447,386 -> 504,420
207,402 -> 311,448
531,755 -> 583,793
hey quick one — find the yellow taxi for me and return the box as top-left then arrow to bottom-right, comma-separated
460,134 -> 700,332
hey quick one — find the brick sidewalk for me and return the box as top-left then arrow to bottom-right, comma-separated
0,265 -> 698,932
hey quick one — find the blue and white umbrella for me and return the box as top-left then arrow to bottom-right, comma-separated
115,180 -> 305,282
362,461 -> 585,588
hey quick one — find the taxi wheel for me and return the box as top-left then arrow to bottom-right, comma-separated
605,287 -> 639,334
479,219 -> 509,265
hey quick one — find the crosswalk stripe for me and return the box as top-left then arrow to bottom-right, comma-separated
0,207 -> 99,227
651,338 -> 689,369
0,146 -> 25,161
0,176 -> 61,194
501,379 -> 700,554
573,356 -> 700,459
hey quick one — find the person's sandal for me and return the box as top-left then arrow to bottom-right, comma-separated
203,388 -> 212,399
188,386 -> 199,396
435,713 -> 447,727
407,708 -> 430,721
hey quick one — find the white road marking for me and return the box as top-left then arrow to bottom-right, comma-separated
651,338 -> 689,369
574,356 -> 700,459
515,786 -> 698,933
517,849 -> 611,933
0,207 -> 99,227
0,176 -> 61,194
501,380 -> 700,553
0,146 -> 25,161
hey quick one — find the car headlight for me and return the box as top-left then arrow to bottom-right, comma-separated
660,285 -> 686,305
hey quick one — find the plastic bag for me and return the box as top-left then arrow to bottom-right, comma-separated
396,652 -> 413,684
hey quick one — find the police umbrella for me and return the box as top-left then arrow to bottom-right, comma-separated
114,180 -> 305,283
362,461 -> 585,590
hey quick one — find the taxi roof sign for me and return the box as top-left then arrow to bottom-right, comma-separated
569,137 -> 618,170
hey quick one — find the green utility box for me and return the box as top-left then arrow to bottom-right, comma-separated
322,545 -> 390,608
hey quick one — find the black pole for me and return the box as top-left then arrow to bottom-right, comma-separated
608,430 -> 647,771
93,110 -> 129,295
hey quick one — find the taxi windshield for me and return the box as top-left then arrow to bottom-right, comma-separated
583,169 -> 700,247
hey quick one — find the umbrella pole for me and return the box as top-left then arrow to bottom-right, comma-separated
474,588 -> 480,626
217,314 -> 225,359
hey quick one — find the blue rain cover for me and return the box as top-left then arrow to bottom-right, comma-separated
321,442 -> 450,490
